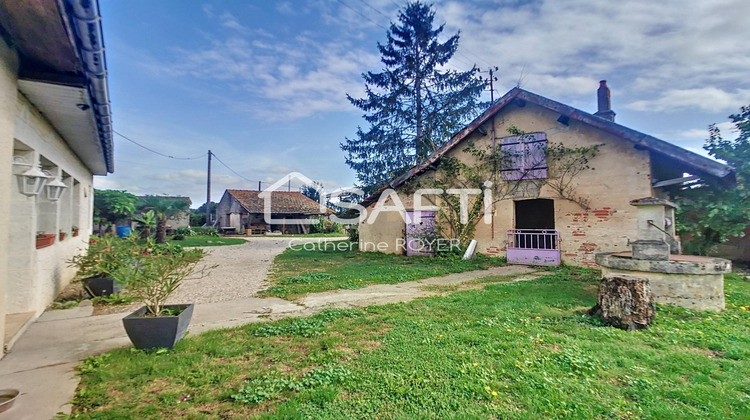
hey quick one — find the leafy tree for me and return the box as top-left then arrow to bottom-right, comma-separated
341,1 -> 487,191
300,181 -> 324,203
137,196 -> 190,244
674,104 -> 750,255
94,189 -> 137,233
191,202 -> 217,227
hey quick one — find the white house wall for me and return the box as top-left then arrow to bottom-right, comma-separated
5,93 -> 95,314
0,34 -> 19,346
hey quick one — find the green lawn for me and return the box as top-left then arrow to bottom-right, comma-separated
68,269 -> 750,419
259,241 -> 507,299
167,235 -> 246,247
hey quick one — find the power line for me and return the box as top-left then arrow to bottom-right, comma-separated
357,0 -> 392,21
113,130 -> 204,160
210,152 -> 267,186
335,0 -> 389,30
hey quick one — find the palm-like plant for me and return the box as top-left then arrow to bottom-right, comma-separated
133,209 -> 157,239
137,196 -> 190,243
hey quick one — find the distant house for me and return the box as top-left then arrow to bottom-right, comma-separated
358,82 -> 734,267
216,189 -> 329,234
0,1 -> 113,351
136,196 -> 192,231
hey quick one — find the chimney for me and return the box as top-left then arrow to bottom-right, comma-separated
594,80 -> 616,122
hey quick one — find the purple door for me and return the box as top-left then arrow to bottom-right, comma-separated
406,211 -> 436,256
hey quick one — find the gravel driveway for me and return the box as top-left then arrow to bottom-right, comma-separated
167,237 -> 344,304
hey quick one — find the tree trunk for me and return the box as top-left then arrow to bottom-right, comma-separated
589,274 -> 655,330
156,217 -> 167,244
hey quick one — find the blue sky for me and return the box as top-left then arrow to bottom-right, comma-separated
95,0 -> 750,207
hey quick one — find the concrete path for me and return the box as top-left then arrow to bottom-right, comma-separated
0,263 -> 537,419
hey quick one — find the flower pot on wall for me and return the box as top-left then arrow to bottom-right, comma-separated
122,304 -> 194,349
82,277 -> 123,297
73,229 -> 79,237
36,234 -> 55,249
59,232 -> 66,241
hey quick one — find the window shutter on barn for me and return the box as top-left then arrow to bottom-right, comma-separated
526,133 -> 548,179
499,132 -> 548,181
500,135 -> 524,180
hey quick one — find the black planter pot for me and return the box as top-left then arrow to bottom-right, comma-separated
122,304 -> 194,349
82,276 -> 123,297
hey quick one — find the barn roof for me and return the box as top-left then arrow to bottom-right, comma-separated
360,87 -> 734,208
226,189 -> 329,215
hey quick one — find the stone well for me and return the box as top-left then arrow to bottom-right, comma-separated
596,197 -> 731,312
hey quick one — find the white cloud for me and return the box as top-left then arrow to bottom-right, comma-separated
436,0 -> 750,110
626,88 -> 750,113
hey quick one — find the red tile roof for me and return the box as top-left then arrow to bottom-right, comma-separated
226,189 -> 329,215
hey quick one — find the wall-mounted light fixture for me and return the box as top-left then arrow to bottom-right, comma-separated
45,177 -> 67,201
18,165 -> 49,196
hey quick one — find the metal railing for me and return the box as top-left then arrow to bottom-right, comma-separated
506,229 -> 560,250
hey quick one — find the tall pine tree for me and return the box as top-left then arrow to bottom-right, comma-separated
341,2 -> 487,191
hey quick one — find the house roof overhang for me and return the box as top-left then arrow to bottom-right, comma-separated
359,87 -> 734,208
0,0 -> 113,174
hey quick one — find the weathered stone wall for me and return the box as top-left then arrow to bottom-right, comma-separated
216,192 -> 248,232
600,267 -> 725,311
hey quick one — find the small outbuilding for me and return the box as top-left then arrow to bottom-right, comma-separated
216,189 -> 329,234
357,82 -> 734,267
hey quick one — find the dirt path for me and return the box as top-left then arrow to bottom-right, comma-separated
168,237 -> 346,304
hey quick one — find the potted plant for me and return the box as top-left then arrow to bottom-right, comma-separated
68,235 -> 129,296
115,241 -> 208,349
72,226 -> 79,237
36,232 -> 55,249
59,230 -> 66,241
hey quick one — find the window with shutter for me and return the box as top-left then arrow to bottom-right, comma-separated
499,132 -> 548,180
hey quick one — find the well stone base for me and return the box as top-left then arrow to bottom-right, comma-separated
596,252 -> 730,312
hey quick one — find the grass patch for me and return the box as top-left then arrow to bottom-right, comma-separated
259,241 -> 507,299
67,271 -> 750,419
167,235 -> 246,247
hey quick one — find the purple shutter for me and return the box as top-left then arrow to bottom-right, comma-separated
500,135 -> 524,180
525,133 -> 548,179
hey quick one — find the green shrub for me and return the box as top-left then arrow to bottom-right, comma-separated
175,227 -> 195,237
111,238 -> 208,316
346,227 -> 359,243
68,235 -> 135,278
172,234 -> 185,241
309,217 -> 343,234
192,227 -> 220,237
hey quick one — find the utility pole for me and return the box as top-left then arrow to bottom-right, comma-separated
477,66 -> 499,102
206,150 -> 212,226
477,66 -> 499,239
